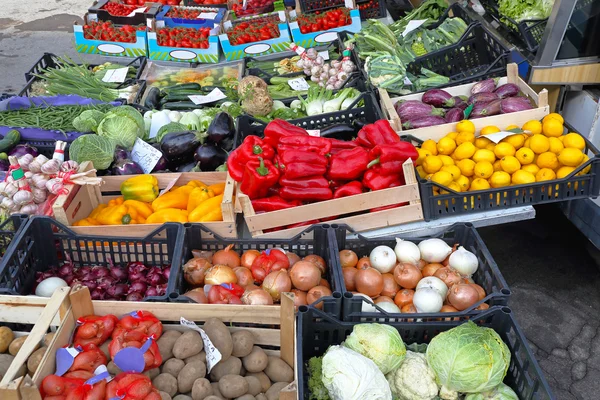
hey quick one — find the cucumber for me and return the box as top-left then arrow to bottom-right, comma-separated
161,83 -> 202,94
162,101 -> 205,110
162,91 -> 206,102
0,130 -> 20,153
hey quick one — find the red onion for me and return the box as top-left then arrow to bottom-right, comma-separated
58,264 -> 74,277
82,280 -> 97,290
147,267 -> 165,286
156,284 -> 167,296
109,267 -> 127,281
145,287 -> 159,297
91,266 -> 109,279
129,281 -> 147,294
162,266 -> 171,280
78,266 -> 92,276
96,276 -> 116,290
80,273 -> 95,282
107,284 -> 128,299
126,292 -> 144,301
127,262 -> 146,275
90,289 -> 104,300
129,272 -> 146,283
63,275 -> 75,285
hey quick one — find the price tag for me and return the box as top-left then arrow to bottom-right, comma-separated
188,88 -> 227,105
127,7 -> 147,17
318,50 -> 329,61
131,138 -> 163,174
198,12 -> 218,19
482,131 -> 521,144
344,0 -> 353,8
307,129 -> 320,137
180,318 -> 222,372
149,111 -> 170,139
288,77 -> 310,91
159,174 -> 182,197
101,67 -> 129,83
402,19 -> 428,37
403,76 -> 412,85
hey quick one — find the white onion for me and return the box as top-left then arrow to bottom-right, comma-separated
449,246 -> 479,277
376,302 -> 401,314
416,276 -> 448,299
369,246 -> 397,273
413,288 -> 444,313
355,293 -> 377,313
35,277 -> 68,297
418,238 -> 452,263
394,239 -> 421,264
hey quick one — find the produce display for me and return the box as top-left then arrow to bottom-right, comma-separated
498,0 -> 554,23
102,2 -> 145,16
0,104 -> 114,133
0,326 -> 55,380
82,20 -> 146,43
226,17 -> 281,45
155,26 -> 212,49
296,8 -> 352,33
230,0 -> 275,17
142,63 -> 241,87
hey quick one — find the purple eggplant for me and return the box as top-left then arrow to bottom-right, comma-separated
470,78 -> 497,95
494,83 -> 520,99
422,89 -> 453,108
470,99 -> 502,118
445,108 -> 465,123
194,144 -> 228,172
500,97 -> 533,113
468,92 -> 499,105
150,143 -> 168,172
111,159 -> 144,175
445,96 -> 468,109
402,116 -> 446,130
0,159 -> 9,172
8,144 -> 38,158
114,146 -> 130,162
395,100 -> 445,122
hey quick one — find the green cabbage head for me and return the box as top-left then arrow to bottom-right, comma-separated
98,105 -> 144,149
426,321 -> 511,394
344,323 -> 406,374
69,134 -> 116,170
72,110 -> 106,133
465,383 -> 519,400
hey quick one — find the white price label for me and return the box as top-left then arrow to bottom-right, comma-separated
288,77 -> 310,91
307,129 -> 320,137
198,12 -> 218,19
159,174 -> 182,197
344,0 -> 354,8
180,318 -> 222,372
482,131 -> 521,144
131,138 -> 163,174
188,88 -> 227,105
318,50 -> 329,61
402,19 -> 428,37
403,76 -> 412,85
149,111 -> 170,139
127,7 -> 147,17
101,67 -> 129,83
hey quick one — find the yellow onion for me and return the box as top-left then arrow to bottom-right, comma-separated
262,270 -> 292,302
241,288 -> 273,305
183,258 -> 211,286
204,265 -> 237,285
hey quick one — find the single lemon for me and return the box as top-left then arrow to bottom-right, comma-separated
457,159 -> 476,177
512,170 -> 536,185
454,142 -> 476,160
522,164 -> 540,175
425,173 -> 434,180
439,155 -> 455,166
474,161 -> 494,179
548,137 -> 564,154
559,135 -> 565,142
431,171 -> 454,187
543,113 -> 564,124
579,154 -> 591,174
562,133 -> 585,150
505,124 -> 520,130
447,182 -> 462,192
493,160 -> 503,172
475,136 -> 492,149
456,120 -> 475,134
501,156 -> 521,174
556,166 -> 576,179
456,131 -> 475,145
490,171 -> 511,188
515,147 -> 535,165
456,175 -> 470,191
416,148 -> 432,166
470,178 -> 491,190
437,137 -> 457,155
537,152 -> 559,169
445,132 -> 459,140
528,135 -> 550,154
503,134 -> 525,149
422,155 -> 443,173
494,142 -> 516,158
441,165 -> 462,180
416,165 -> 427,179
524,137 -> 531,148
472,149 -> 496,164
542,119 -> 563,137
536,168 -> 556,182
421,139 -> 438,155
485,143 -> 496,152
481,126 -> 501,135
558,148 -> 584,166
522,120 -> 542,135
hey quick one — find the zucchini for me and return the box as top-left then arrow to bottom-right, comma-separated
0,130 -> 20,153
161,83 -> 202,94
162,101 -> 205,110
162,91 -> 206,102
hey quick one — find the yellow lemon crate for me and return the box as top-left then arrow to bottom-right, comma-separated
379,63 -> 550,141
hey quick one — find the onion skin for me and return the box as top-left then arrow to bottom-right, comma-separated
262,270 -> 292,302
470,283 -> 486,301
422,263 -> 443,277
401,303 -> 416,313
303,255 -> 326,275
241,250 -> 260,269
393,263 -> 422,289
440,305 -> 460,321
355,267 -> 383,297
291,289 -> 308,308
204,265 -> 237,285
192,250 -> 213,263
241,288 -> 273,305
340,250 -> 358,268
319,278 -> 330,289
307,285 -> 332,310
286,252 -> 301,267
374,296 -> 394,305
183,288 -> 208,304
234,267 -> 254,287
212,244 -> 241,268
342,267 -> 358,291
417,260 -> 427,270
183,258 -> 211,286
245,283 -> 259,292
448,283 -> 480,311
381,273 -> 400,298
356,257 -> 371,270
434,267 -> 463,288
289,261 -> 321,291
476,303 -> 489,310
394,289 -> 414,308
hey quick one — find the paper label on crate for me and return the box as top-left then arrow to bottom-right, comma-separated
403,76 -> 412,85
180,318 -> 222,372
127,7 -> 147,17
149,112 -> 170,139
198,12 -> 218,19
131,138 -> 162,174
288,77 -> 310,91
307,129 -> 320,137
101,67 -> 129,83
318,50 -> 329,61
159,174 -> 182,197
483,131 -> 522,144
402,19 -> 428,37
189,88 -> 227,105
344,0 -> 354,9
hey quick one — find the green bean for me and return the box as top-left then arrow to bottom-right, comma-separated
0,104 -> 114,132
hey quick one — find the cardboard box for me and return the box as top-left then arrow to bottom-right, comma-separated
288,8 -> 361,48
155,5 -> 226,29
88,0 -> 160,25
73,23 -> 147,57
147,28 -> 221,63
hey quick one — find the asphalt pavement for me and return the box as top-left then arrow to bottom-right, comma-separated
1,4 -> 600,398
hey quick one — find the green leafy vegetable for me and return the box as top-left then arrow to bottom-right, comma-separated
69,134 -> 116,170
365,53 -> 408,94
72,110 -> 106,133
498,0 -> 554,22
465,383 -> 519,400
344,323 -> 406,374
307,356 -> 329,400
156,122 -> 188,143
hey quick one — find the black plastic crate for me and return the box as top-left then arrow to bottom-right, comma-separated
405,133 -> 600,221
0,217 -> 185,302
328,222 -> 511,321
171,223 -> 343,317
482,0 -> 547,53
0,215 -> 28,264
357,0 -> 387,20
233,90 -> 383,148
299,0 -> 345,14
297,306 -> 554,400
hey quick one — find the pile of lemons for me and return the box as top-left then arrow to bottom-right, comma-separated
415,113 -> 591,194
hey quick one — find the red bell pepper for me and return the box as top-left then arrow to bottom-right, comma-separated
251,249 -> 289,283
239,135 -> 275,162
279,149 -> 327,166
74,315 -> 118,347
363,170 -> 404,191
356,128 -> 373,148
263,119 -> 308,147
226,148 -> 245,182
327,147 -> 369,180
279,176 -> 329,189
333,181 -> 364,198
280,186 -> 333,202
240,157 -> 280,200
329,138 -> 359,155
373,120 -> 401,144
251,196 -> 302,212
106,373 -> 161,400
278,149 -> 328,179
282,162 -> 327,180
278,135 -> 332,156
367,142 -> 419,175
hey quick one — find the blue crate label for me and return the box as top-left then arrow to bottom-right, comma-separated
402,19 -> 427,37
180,317 -> 222,372
102,67 -> 129,83
244,43 -> 272,54
132,138 -> 162,174
314,32 -> 338,43
114,337 -> 155,373
127,7 -> 147,16
288,77 -> 310,91
189,88 -> 227,105
97,43 -> 127,55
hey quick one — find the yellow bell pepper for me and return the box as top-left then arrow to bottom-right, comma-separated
96,205 -> 133,225
89,204 -> 108,219
188,194 -> 223,222
73,218 -> 100,226
196,207 -> 222,222
186,180 -> 207,188
187,187 -> 214,213
121,175 -> 159,202
207,183 -> 226,195
108,197 -> 124,206
146,208 -> 188,224
123,200 -> 154,219
152,185 -> 194,211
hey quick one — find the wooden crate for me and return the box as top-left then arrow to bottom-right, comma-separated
14,286 -> 296,400
238,160 -> 423,238
53,166 -> 237,238
0,287 -> 71,400
380,63 -> 550,141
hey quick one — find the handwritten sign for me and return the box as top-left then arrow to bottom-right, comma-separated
131,138 -> 162,174
101,67 -> 129,83
288,77 -> 310,91
180,317 -> 222,372
189,88 -> 227,105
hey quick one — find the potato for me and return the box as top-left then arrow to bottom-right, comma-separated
210,382 -> 224,399
191,377 -> 213,400
0,327 -> 14,353
178,361 -> 207,394
9,336 -> 36,356
265,382 -> 289,400
100,340 -> 111,360
219,375 -> 249,398
244,376 -> 261,396
173,331 -> 203,360
43,332 -> 55,348
246,372 -> 270,393
158,330 -> 182,360
0,353 -> 25,380
146,368 -> 161,380
153,373 -> 178,397
231,331 -> 254,358
240,365 -> 246,376
242,347 -> 268,373
264,357 -> 293,383
27,346 -> 47,375
163,358 -> 185,377
235,395 -> 256,400
173,396 -> 193,400
107,361 -> 122,375
185,352 -> 205,364
159,391 -> 172,400
255,394 -> 267,400
202,318 -> 232,362
204,397 -> 224,400
209,356 -> 241,382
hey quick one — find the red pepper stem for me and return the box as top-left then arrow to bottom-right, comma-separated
252,145 -> 263,155
256,157 -> 269,176
367,158 -> 381,168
